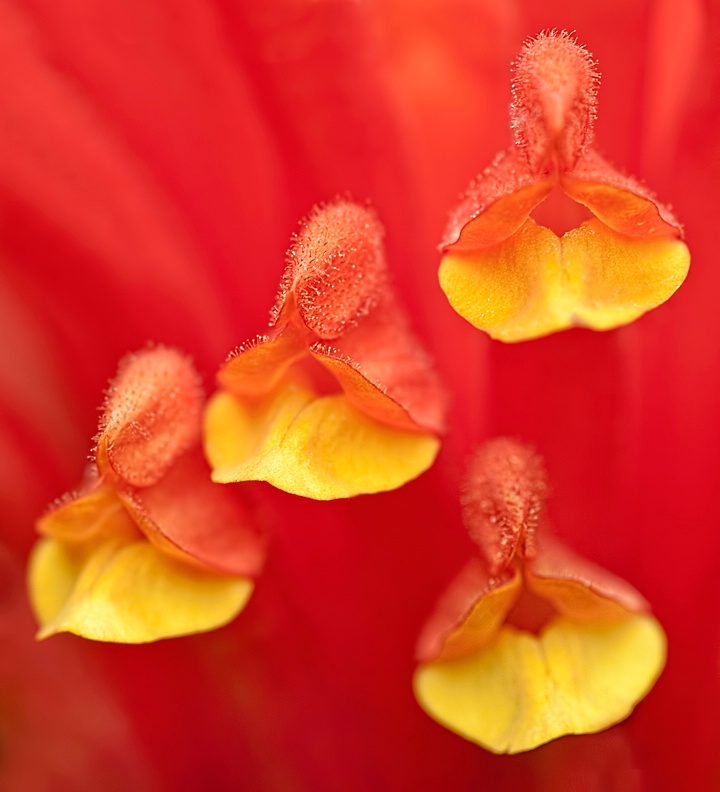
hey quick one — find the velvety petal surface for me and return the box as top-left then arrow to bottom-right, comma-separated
29,537 -> 253,643
440,218 -> 689,341
205,385 -> 440,499
414,615 -> 666,754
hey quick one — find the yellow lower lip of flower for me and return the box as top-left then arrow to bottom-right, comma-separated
204,384 -> 440,500
439,218 -> 690,342
29,537 -> 254,643
414,614 -> 666,754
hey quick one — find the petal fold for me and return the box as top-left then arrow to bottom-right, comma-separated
415,559 -> 521,663
120,449 -> 266,577
37,484 -> 138,543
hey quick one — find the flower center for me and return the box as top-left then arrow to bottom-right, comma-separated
530,186 -> 593,236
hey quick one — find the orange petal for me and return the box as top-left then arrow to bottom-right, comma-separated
37,482 -> 138,544
415,558 -> 521,663
442,150 -> 554,250
119,448 -> 265,577
217,323 -> 309,398
274,201 -> 388,340
309,346 -> 427,433
563,149 -> 684,237
439,217 -> 690,342
526,537 -> 651,619
97,346 -> 203,487
321,296 -> 447,434
204,383 -> 440,500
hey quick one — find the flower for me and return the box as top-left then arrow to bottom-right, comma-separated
414,439 -> 666,753
439,31 -> 690,342
28,346 -> 265,642
1,1 -> 719,790
204,199 -> 447,499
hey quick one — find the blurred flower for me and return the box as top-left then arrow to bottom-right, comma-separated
1,1 -> 718,791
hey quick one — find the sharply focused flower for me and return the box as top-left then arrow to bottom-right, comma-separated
29,346 -> 265,642
414,439 -> 665,753
2,1 -> 719,790
439,31 -> 690,341
204,199 -> 447,499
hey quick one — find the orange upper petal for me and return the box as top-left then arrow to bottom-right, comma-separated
527,537 -> 651,619
97,346 -> 203,487
37,481 -> 138,544
562,148 -> 684,237
510,31 -> 599,172
442,149 -> 554,251
321,296 -> 447,434
415,558 -> 520,664
217,323 -> 309,398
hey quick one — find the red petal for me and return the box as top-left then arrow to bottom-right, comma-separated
324,296 -> 447,434
121,449 -> 265,577
217,328 -> 308,398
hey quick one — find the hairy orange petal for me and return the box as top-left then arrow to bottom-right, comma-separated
97,346 -> 203,487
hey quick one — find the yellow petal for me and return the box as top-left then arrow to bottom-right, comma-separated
204,385 -> 440,499
28,537 -> 253,643
562,219 -> 689,330
414,615 -> 666,753
439,220 -> 566,341
439,218 -> 689,342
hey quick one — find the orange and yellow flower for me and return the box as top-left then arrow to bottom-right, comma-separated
204,200 -> 447,499
414,439 -> 665,753
439,31 -> 690,341
29,346 -> 265,642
